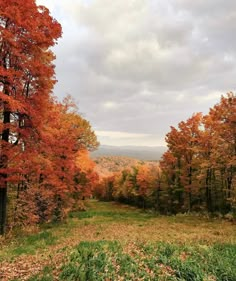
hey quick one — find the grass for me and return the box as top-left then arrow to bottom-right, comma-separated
11,230 -> 57,256
0,200 -> 236,280
59,241 -> 236,281
0,229 -> 58,260
26,241 -> 236,281
69,202 -> 154,222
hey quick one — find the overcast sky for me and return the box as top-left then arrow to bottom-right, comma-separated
36,0 -> 236,147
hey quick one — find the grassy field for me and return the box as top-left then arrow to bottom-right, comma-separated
0,200 -> 236,280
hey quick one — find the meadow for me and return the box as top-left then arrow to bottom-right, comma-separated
0,200 -> 235,281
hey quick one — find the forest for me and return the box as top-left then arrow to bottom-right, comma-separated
96,93 -> 236,216
0,1 -> 235,280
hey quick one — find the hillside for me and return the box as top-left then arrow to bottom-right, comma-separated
93,156 -> 142,177
90,145 -> 167,161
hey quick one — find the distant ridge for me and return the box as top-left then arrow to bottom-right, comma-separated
90,145 -> 167,161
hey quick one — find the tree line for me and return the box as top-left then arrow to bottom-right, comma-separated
96,93 -> 236,216
0,0 -> 98,234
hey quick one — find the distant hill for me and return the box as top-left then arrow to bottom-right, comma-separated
93,155 -> 160,179
90,145 -> 167,161
93,156 -> 141,177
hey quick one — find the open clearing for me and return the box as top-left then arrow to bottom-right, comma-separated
0,200 -> 236,280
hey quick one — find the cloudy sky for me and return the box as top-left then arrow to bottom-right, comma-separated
36,0 -> 236,147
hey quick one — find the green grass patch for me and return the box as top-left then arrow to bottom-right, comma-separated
1,230 -> 57,258
69,209 -> 153,221
60,240 -> 154,281
60,240 -> 236,281
68,200 -> 155,223
12,231 -> 57,256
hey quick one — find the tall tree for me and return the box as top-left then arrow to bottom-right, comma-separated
164,113 -> 203,211
203,93 -> 236,212
0,0 -> 61,234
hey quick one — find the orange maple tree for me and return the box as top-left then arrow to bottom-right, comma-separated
12,97 -> 99,225
0,0 -> 61,234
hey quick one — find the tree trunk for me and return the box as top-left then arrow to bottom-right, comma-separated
0,188 -> 7,235
206,168 -> 212,212
0,110 -> 10,235
188,165 -> 192,212
155,181 -> 161,213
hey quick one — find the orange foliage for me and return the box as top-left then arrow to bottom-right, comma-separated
0,1 -> 99,230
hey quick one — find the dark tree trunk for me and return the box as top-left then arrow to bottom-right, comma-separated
0,110 -> 10,235
206,168 -> 212,212
188,165 -> 192,212
155,181 -> 161,212
0,188 -> 7,235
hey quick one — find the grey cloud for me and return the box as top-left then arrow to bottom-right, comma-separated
48,0 -> 236,146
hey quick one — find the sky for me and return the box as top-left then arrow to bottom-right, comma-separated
36,0 -> 236,147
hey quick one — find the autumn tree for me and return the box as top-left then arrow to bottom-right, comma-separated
160,151 -> 177,212
136,163 -> 161,209
74,149 -> 99,202
164,113 -> 203,211
0,0 -> 61,234
201,93 -> 236,212
162,93 -> 236,214
13,97 -> 99,224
